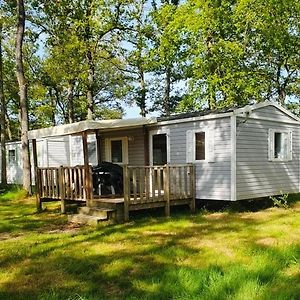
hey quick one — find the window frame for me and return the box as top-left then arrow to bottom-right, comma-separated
8,149 -> 17,164
195,131 -> 206,162
186,129 -> 214,163
268,129 -> 292,162
105,137 -> 128,165
149,128 -> 170,166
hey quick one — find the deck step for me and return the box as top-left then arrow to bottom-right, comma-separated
78,206 -> 115,218
88,199 -> 123,210
68,214 -> 106,226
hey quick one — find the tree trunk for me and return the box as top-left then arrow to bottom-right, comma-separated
16,0 -> 32,194
5,112 -> 12,140
163,66 -> 171,116
0,21 -> 7,185
276,64 -> 286,106
84,1 -> 94,120
86,49 -> 94,120
139,68 -> 146,117
48,88 -> 56,126
67,80 -> 75,123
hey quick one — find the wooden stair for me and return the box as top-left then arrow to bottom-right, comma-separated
68,198 -> 125,226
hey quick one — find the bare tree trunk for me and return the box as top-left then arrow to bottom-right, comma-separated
0,21 -> 7,185
5,112 -> 12,140
67,80 -> 75,123
86,49 -> 94,120
139,68 -> 146,117
16,0 -> 31,194
48,88 -> 56,126
276,64 -> 286,106
163,66 -> 171,116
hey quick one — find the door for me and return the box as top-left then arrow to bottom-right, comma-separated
149,129 -> 170,166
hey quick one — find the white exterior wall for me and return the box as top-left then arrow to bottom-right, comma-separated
235,106 -> 300,200
157,117 -> 232,201
0,137 -> 70,185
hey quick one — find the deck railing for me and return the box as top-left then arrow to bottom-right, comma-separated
36,166 -> 93,212
123,164 -> 195,220
36,164 -> 195,218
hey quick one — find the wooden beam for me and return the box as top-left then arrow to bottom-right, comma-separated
123,164 -> 129,221
95,129 -> 102,165
143,126 -> 149,166
190,164 -> 196,213
164,164 -> 170,217
82,131 -> 91,200
59,166 -> 66,214
32,139 -> 42,212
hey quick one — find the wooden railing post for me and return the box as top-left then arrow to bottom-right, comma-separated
123,165 -> 130,221
88,165 -> 93,204
189,164 -> 196,213
164,164 -> 170,217
35,168 -> 42,212
59,166 -> 66,214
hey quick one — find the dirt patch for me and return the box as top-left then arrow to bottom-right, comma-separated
43,222 -> 83,234
0,232 -> 23,241
255,237 -> 277,246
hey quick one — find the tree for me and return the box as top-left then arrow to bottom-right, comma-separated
31,0 -> 132,121
16,0 -> 31,193
235,0 -> 300,106
148,0 -> 184,116
122,0 -> 152,117
0,18 -> 7,185
174,0 -> 299,112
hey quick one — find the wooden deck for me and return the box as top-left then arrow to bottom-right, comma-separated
35,164 -> 196,222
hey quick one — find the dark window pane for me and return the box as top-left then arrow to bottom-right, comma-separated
8,150 -> 16,163
152,134 -> 167,165
111,140 -> 123,163
274,132 -> 282,158
195,132 -> 205,160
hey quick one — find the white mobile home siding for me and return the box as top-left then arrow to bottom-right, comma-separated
236,110 -> 300,200
0,137 -> 70,185
158,117 -> 232,200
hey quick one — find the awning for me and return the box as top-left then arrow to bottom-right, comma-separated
28,117 -> 157,139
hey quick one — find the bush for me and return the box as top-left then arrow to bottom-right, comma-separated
270,193 -> 289,209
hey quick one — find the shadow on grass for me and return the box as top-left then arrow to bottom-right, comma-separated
0,192 -> 299,300
1,227 -> 299,300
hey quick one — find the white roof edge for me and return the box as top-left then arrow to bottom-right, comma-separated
234,101 -> 300,122
155,112 -> 233,126
28,101 -> 299,140
28,117 -> 157,140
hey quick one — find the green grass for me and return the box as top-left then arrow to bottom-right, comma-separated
0,188 -> 299,299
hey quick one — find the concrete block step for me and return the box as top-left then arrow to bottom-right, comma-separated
68,214 -> 105,226
78,206 -> 115,218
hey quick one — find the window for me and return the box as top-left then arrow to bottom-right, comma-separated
186,129 -> 214,163
8,149 -> 16,164
269,129 -> 292,161
87,141 -> 97,165
195,132 -> 205,160
152,134 -> 167,165
111,140 -> 123,163
149,129 -> 170,166
105,137 -> 128,164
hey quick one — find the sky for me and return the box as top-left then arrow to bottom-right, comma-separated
124,105 -> 141,118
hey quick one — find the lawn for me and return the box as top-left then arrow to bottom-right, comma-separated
0,188 -> 299,300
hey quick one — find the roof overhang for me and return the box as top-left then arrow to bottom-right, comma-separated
28,117 -> 157,140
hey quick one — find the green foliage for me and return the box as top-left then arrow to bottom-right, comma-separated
270,193 -> 290,209
0,0 -> 300,132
